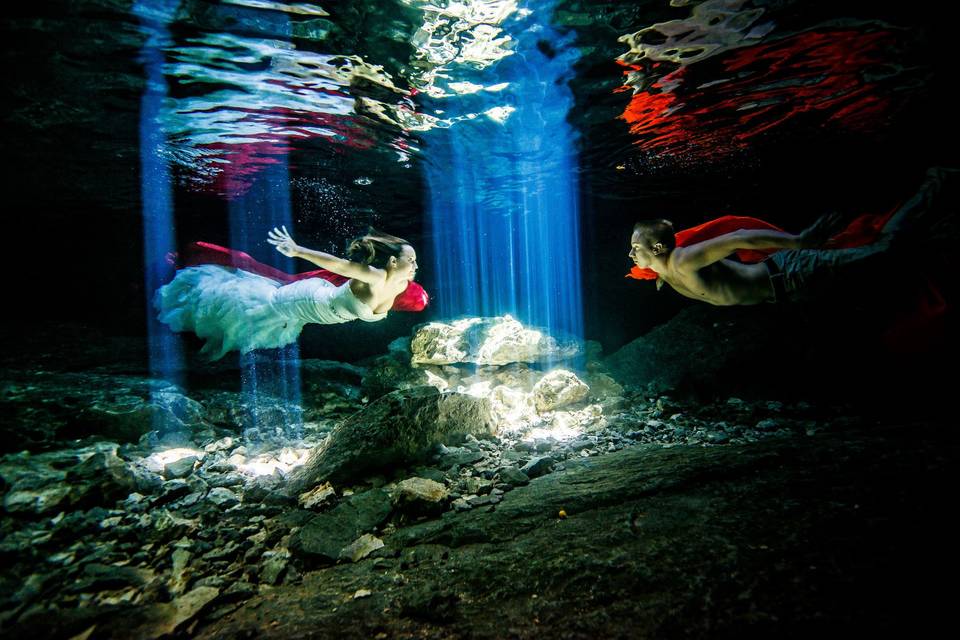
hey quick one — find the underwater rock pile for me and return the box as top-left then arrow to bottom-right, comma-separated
361,316 -> 625,442
410,315 -> 581,365
0,316 -> 856,637
0,372 -> 213,452
0,375 -> 844,636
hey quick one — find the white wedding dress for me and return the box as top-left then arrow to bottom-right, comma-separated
155,265 -> 387,359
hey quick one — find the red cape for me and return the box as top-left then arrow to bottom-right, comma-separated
175,241 -> 429,312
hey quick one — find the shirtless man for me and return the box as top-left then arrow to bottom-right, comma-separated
629,168 -> 955,305
627,215 -> 851,304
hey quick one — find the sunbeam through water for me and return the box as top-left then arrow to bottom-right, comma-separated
424,0 -> 584,346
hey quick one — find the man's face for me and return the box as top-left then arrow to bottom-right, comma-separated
628,230 -> 653,267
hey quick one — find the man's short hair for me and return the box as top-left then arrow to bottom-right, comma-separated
633,219 -> 676,251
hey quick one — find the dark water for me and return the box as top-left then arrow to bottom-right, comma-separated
2,3 -> 958,637
4,0 -> 954,360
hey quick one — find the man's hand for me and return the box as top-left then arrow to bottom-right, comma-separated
267,226 -> 300,258
798,212 -> 846,248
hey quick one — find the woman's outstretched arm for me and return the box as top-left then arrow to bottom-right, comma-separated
267,226 -> 385,285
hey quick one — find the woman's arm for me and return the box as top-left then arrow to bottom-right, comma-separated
267,226 -> 385,285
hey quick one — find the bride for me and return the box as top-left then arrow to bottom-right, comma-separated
155,227 -> 426,360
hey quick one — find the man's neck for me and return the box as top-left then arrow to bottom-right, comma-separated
652,253 -> 672,276
652,253 -> 678,291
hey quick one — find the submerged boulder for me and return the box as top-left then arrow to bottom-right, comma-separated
603,306 -> 806,397
290,488 -> 393,563
411,315 -> 581,366
286,387 -> 495,493
361,352 -> 430,401
532,369 -> 590,413
489,384 -> 538,429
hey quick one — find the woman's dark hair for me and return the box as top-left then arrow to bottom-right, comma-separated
632,219 -> 676,252
346,227 -> 411,268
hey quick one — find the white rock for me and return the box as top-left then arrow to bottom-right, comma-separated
489,385 -> 537,429
411,315 -> 580,365
533,369 -> 590,413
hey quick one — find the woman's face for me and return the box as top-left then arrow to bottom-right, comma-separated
391,244 -> 418,279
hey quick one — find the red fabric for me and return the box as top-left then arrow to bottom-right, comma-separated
177,241 -> 429,312
625,210 -> 899,280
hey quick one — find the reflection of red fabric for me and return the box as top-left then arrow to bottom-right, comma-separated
618,29 -> 898,159
625,210 -> 899,280
178,241 -> 428,312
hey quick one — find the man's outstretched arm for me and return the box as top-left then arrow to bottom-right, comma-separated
673,212 -> 843,271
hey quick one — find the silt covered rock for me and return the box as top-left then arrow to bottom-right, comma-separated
287,387 -> 495,493
392,477 -> 448,519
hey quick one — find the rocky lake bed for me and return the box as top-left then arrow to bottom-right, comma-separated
1,315 -> 955,639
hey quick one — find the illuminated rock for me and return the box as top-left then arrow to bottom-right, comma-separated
410,321 -> 469,364
299,482 -> 336,510
532,369 -> 590,413
488,384 -> 537,428
163,456 -> 199,480
548,404 -> 606,435
493,363 -> 540,391
424,368 -> 450,391
393,477 -> 448,504
411,315 -> 580,365
340,533 -> 384,563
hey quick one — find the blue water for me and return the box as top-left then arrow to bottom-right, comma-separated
230,163 -> 304,439
138,0 -> 305,439
137,0 -> 184,391
425,0 -> 584,342
139,0 -> 586,435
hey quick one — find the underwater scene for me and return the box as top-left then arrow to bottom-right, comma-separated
2,0 -> 958,637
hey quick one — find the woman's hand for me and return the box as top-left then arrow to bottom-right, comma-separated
798,212 -> 845,249
267,226 -> 300,258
